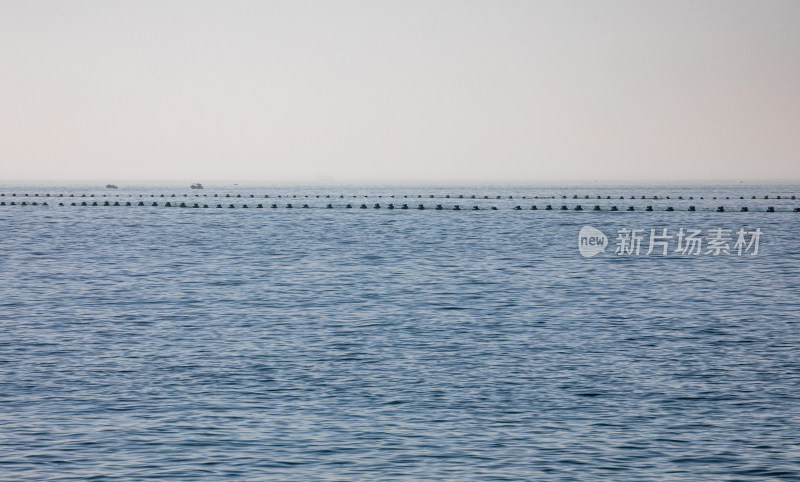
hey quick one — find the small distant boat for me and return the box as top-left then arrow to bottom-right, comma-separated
190,183 -> 203,189
106,184 -> 118,189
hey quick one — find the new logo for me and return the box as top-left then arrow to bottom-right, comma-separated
578,226 -> 607,257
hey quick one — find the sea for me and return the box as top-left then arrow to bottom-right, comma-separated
1,183 -> 799,480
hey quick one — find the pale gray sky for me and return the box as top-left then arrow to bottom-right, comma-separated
1,0 -> 798,182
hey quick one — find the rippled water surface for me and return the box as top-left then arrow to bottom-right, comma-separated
1,184 -> 799,480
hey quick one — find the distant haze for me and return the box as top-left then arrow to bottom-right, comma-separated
1,0 -> 798,182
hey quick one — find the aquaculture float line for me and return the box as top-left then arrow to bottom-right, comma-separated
0,193 -> 797,201
1,200 -> 798,212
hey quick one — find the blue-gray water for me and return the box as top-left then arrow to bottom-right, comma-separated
1,184 -> 799,480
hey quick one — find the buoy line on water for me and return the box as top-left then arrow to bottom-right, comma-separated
0,193 -> 797,212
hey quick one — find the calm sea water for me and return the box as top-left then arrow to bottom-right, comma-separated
1,184 -> 799,480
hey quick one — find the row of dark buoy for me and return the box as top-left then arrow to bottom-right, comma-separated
2,200 -> 799,212
1,193 -> 797,201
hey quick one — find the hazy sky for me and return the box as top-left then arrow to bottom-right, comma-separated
1,0 -> 798,182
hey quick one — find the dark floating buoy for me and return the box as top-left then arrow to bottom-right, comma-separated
271,204 -> 277,208
688,206 -> 696,211
301,204 -> 308,208
242,204 -> 248,208
453,205 -> 461,210
326,204 -> 333,209
560,205 -> 568,210
165,202 -> 172,207
513,205 -> 521,210
767,206 -> 775,212
114,201 -> 121,206
794,207 -> 800,212
103,201 -> 110,206
257,204 -> 263,208
346,204 -> 352,208
435,204 -> 443,210
360,204 -> 367,209
717,206 -> 724,212
402,204 -> 409,209
574,205 -> 582,211
203,204 -> 209,208
374,203 -> 381,209
627,206 -> 635,211
152,202 -> 158,206
491,206 -> 498,210
531,205 -> 537,210
741,207 -> 749,212
593,205 -> 601,211
179,202 -> 186,207
472,206 -> 480,210
418,204 -> 425,210
286,203 -> 293,208
92,202 -> 98,206
645,206 -> 653,211
764,195 -> 769,199
545,204 -> 553,210
445,194 -> 450,198
229,204 -> 235,208
193,203 -> 200,208
666,206 -> 674,211
610,206 -> 618,211
387,203 -> 394,209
